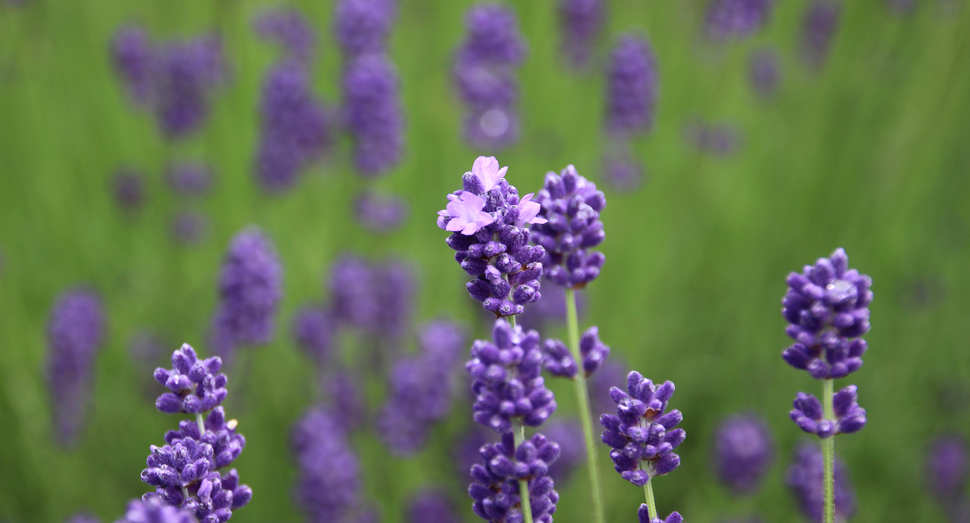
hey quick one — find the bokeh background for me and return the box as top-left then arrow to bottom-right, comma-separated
1,0 -> 969,522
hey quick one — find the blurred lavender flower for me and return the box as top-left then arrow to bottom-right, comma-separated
354,190 -> 409,233
787,441 -> 856,522
517,285 -> 585,332
926,435 -> 969,503
714,414 -> 775,494
256,60 -> 331,193
800,0 -> 841,71
169,211 -> 208,247
113,168 -> 146,213
544,419 -> 585,483
683,119 -> 742,156
749,48 -> 780,100
334,0 -> 397,59
254,8 -> 317,64
589,358 -> 626,417
342,54 -> 404,177
558,0 -> 604,69
129,329 -> 167,373
378,321 -> 466,455
605,35 -> 658,138
531,164 -> 607,289
468,432 -> 561,523
327,254 -> 414,340
292,407 -> 361,523
407,490 -> 460,523
887,0 -> 917,15
46,287 -> 105,445
603,154 -> 646,193
704,0 -> 775,41
116,495 -> 197,523
111,25 -> 154,106
152,34 -> 227,140
292,305 -> 337,366
453,3 -> 527,149
166,162 -> 213,198
375,260 -> 414,342
781,248 -> 872,380
329,371 -> 367,432
66,514 -> 99,523
210,228 -> 283,360
453,426 -> 492,479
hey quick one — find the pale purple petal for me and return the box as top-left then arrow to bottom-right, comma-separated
516,193 -> 547,227
470,156 -> 507,191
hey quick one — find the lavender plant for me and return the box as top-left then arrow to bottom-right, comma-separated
143,344 -> 252,522
714,414 -> 775,495
342,53 -> 405,177
557,0 -> 604,70
925,434 -> 969,520
599,371 -> 685,523
292,406 -> 361,522
603,34 -> 657,194
782,248 -> 870,523
799,0 -> 841,71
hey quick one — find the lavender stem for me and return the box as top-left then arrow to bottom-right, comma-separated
566,288 -> 606,523
643,478 -> 658,521
513,421 -> 534,523
822,378 -> 835,523
196,412 -> 205,435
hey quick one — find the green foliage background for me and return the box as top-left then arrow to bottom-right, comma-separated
1,0 -> 969,522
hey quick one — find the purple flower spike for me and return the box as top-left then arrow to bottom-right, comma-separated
254,8 -> 317,64
558,0 -> 604,70
600,371 -> 684,485
787,441 -> 855,523
153,343 -> 228,414
800,0 -> 840,71
638,506 -> 683,523
292,305 -> 336,366
152,34 -> 228,140
355,190 -> 409,233
117,494 -> 197,523
749,48 -> 780,100
46,288 -> 105,446
467,319 -> 557,433
781,248 -> 872,379
468,432 -> 560,523
111,24 -> 154,106
113,168 -> 147,213
408,490 -> 460,523
292,407 -> 361,522
714,414 -> 775,494
334,0 -> 396,59
704,0 -> 775,41
166,162 -> 214,197
605,35 -> 658,138
440,157 -> 547,318
210,228 -> 283,360
925,435 -> 969,503
531,164 -> 607,289
342,53 -> 405,177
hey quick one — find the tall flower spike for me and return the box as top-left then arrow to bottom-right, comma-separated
558,0 -> 604,70
531,164 -> 606,289
439,157 -> 547,318
292,407 -> 361,522
292,305 -> 337,366
786,441 -> 855,522
925,435 -> 969,504
334,0 -> 396,59
151,34 -> 227,140
46,287 -> 105,446
342,53 -> 404,177
714,414 -> 775,494
790,385 -> 867,438
605,35 -> 658,138
781,248 -> 872,379
468,432 -> 561,523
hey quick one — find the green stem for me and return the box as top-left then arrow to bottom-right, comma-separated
513,422 -> 534,523
643,479 -> 658,521
565,289 -> 606,523
196,412 -> 205,435
822,378 -> 835,523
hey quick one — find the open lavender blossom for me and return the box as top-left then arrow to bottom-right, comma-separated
605,35 -> 658,138
600,371 -> 685,486
292,407 -> 361,522
116,495 -> 197,523
467,319 -> 557,433
787,441 -> 856,522
790,385 -> 867,438
704,0 -> 774,41
531,164 -> 606,289
153,344 -> 228,414
782,248 -> 872,379
253,8 -> 317,64
714,414 -> 775,494
342,53 -> 404,177
558,0 -> 604,70
925,435 -> 969,503
468,431 -> 560,523
542,325 -> 610,378
439,156 -> 547,318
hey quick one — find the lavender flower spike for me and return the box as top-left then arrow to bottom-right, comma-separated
800,0 -> 840,71
116,494 -> 197,523
605,35 -> 658,138
254,8 -> 317,64
714,414 -> 774,494
531,164 -> 606,289
408,490 -> 460,523
468,431 -> 560,523
342,53 -> 404,177
46,287 -> 105,445
558,0 -> 604,69
153,344 -> 228,414
292,407 -> 361,522
782,248 -> 872,380
790,385 -> 867,438
334,0 -> 396,59
439,156 -> 547,318
925,435 -> 969,503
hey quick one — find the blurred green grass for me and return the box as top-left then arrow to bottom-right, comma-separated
1,0 -> 969,522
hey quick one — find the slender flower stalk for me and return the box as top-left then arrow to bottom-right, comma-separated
821,379 -> 835,523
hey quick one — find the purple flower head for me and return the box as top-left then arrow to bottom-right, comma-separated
638,508 -> 683,523
166,162 -> 213,198
544,419 -> 586,483
790,385 -> 867,438
439,157 -> 547,318
599,371 -> 685,486
606,35 -> 658,137
457,4 -> 527,67
782,248 -> 872,379
468,431 -> 560,523
170,211 -> 208,247
46,288 -> 105,445
704,0 -> 775,41
256,59 -> 332,193
714,414 -> 775,494
787,441 -> 856,522
925,435 -> 969,502
342,53 -> 404,177
558,0 -> 604,69
292,407 -> 361,522
749,48 -> 780,100
152,34 -> 227,140
334,0 -> 396,59
531,164 -> 607,289
329,370 -> 368,432
292,305 -> 337,366
146,470 -> 249,522
467,319 -> 558,432
113,168 -> 147,213
327,255 -> 414,340
542,325 -> 610,378
116,495 -> 197,523
153,344 -> 228,415
800,0 -> 840,71
408,490 -> 460,523
254,8 -> 317,64
355,190 -> 409,233
111,24 -> 154,106
210,228 -> 283,360
378,321 -> 467,455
